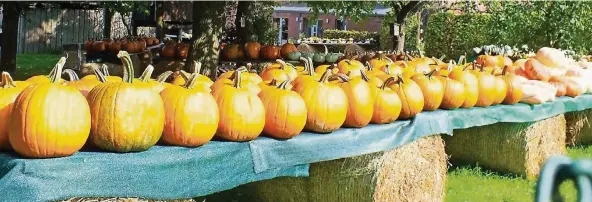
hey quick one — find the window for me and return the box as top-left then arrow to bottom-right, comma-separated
273,18 -> 289,44
336,19 -> 346,30
308,20 -> 323,37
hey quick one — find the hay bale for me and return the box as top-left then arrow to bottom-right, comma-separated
444,115 -> 567,179
565,109 -> 592,146
205,135 -> 447,202
296,43 -> 315,53
344,44 -> 367,56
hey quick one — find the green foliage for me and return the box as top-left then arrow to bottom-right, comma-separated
305,1 -> 377,23
379,13 -> 420,51
323,30 -> 379,41
248,2 -> 278,45
424,1 -> 592,60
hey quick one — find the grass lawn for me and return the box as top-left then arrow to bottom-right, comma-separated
446,145 -> 592,202
13,54 -> 61,80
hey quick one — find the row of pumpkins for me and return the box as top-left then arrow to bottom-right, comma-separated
160,42 -> 190,59
84,36 -> 160,54
1,47 -> 591,158
220,42 -> 344,62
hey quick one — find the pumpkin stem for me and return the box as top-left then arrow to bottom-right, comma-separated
139,65 -> 155,82
502,65 -> 508,76
179,70 -> 191,81
276,59 -> 287,70
92,67 -> 108,83
318,69 -> 333,83
458,55 -> 466,65
438,55 -> 446,62
236,66 -> 248,72
49,57 -> 67,84
380,76 -> 396,90
156,71 -> 173,83
277,79 -> 292,90
117,51 -> 134,83
101,64 -> 111,76
360,70 -> 371,82
62,69 -> 80,81
425,69 -> 437,78
385,57 -> 394,65
184,73 -> 203,89
0,72 -> 17,88
233,69 -> 243,88
192,61 -> 202,74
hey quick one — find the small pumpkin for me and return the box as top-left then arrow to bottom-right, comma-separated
388,76 -> 424,119
212,70 -> 265,141
292,57 -> 321,91
293,69 -> 348,133
92,41 -> 106,52
259,80 -> 307,139
244,41 -> 262,60
84,39 -> 94,53
280,43 -> 298,59
550,76 -> 585,98
437,76 -> 466,110
108,41 -> 122,55
160,73 -> 219,147
87,51 -> 165,152
0,72 -> 31,150
325,53 -> 340,63
301,52 -> 315,59
524,58 -> 551,81
261,45 -> 280,60
176,43 -> 189,59
491,71 -> 507,105
336,71 -> 374,128
286,51 -> 302,61
260,59 -> 298,82
161,43 -> 177,58
223,44 -> 242,61
551,82 -> 567,97
448,66 -> 479,108
217,64 -> 263,84
370,77 -> 402,124
9,57 -> 90,158
337,59 -> 365,75
62,69 -> 102,98
313,53 -> 326,63
500,66 -> 524,105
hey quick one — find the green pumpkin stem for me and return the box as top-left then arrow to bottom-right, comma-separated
117,51 -> 134,83
93,67 -> 108,83
318,69 -> 333,83
62,69 -> 80,81
49,57 -> 67,84
236,66 -> 248,72
233,69 -> 243,88
458,55 -> 466,65
334,73 -> 350,82
156,71 -> 173,83
276,59 -> 287,70
425,69 -> 437,78
380,76 -> 396,90
277,80 -> 291,90
0,72 -> 17,88
101,64 -> 111,76
185,73 -> 203,89
191,61 -> 202,74
360,70 -> 371,82
139,65 -> 155,82
365,61 -> 373,71
179,70 -> 191,81
300,57 -> 314,76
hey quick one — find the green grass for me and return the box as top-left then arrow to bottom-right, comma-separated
13,54 -> 61,80
446,145 -> 592,202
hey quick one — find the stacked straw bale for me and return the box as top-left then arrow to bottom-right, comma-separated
444,115 -> 566,179
206,135 -> 447,202
565,109 -> 592,146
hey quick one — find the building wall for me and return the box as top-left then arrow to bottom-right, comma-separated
272,12 -> 383,40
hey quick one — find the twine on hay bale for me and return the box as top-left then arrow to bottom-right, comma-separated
205,135 -> 447,202
565,109 -> 592,146
444,114 -> 567,179
62,197 -> 196,202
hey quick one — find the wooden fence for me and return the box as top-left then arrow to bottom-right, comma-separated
16,8 -> 138,54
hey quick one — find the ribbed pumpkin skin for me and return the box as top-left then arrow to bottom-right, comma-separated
9,84 -> 90,158
370,79 -> 402,124
0,75 -> 30,150
438,77 -> 466,110
212,83 -> 265,141
473,71 -> 497,107
259,83 -> 307,139
492,76 -> 507,105
411,72 -> 444,111
67,79 -> 101,98
244,41 -> 261,60
389,78 -> 424,119
340,77 -> 374,128
448,70 -> 479,108
160,86 -> 219,147
87,82 -> 165,152
502,74 -> 523,105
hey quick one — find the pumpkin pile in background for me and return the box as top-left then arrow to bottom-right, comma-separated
2,46 -> 592,159
220,41 -> 342,63
85,36 -> 159,54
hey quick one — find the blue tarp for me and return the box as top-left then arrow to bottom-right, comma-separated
2,94 -> 592,201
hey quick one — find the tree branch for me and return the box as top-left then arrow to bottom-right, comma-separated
396,1 -> 425,23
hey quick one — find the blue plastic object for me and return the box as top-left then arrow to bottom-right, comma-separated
535,156 -> 592,202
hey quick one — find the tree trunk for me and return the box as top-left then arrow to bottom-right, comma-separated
235,1 -> 253,43
186,1 -> 226,80
393,21 -> 406,52
103,7 -> 113,39
155,2 -> 164,40
1,2 -> 21,74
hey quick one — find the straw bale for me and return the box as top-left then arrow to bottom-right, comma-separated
296,43 -> 316,53
205,135 -> 447,202
444,115 -> 566,179
343,44 -> 367,56
565,109 -> 592,146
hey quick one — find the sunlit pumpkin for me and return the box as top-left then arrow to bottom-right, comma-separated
524,58 -> 551,81
9,57 -> 90,158
448,66 -> 479,108
472,65 -> 498,107
259,80 -> 306,139
244,41 -> 262,60
411,69 -> 444,111
492,71 -> 507,105
370,77 -> 402,124
80,64 -> 123,83
212,70 -> 265,141
550,76 -> 585,98
171,61 -> 213,90
62,69 -> 102,98
500,66 -> 523,105
292,57 -> 322,91
336,71 -> 374,128
437,76 -> 466,110
213,67 -> 262,95
260,60 -> 296,82
26,59 -> 67,84
0,72 -> 31,150
388,76 -> 424,119
293,69 -> 348,133
337,59 -> 365,76
280,43 -> 297,59
87,51 -> 165,152
160,73 -> 219,147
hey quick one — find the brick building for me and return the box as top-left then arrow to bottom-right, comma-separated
272,3 -> 390,43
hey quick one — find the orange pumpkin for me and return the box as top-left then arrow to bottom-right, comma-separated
492,71 -> 507,105
550,76 -> 585,98
258,80 -> 307,139
260,60 -> 297,82
370,77 -> 402,124
293,69 -> 348,133
161,43 -> 177,58
176,43 -> 189,59
80,64 -> 123,83
160,73 -> 219,147
411,69 -> 444,111
171,61 -> 213,90
87,51 -> 165,152
337,59 -> 365,76
0,72 -> 31,150
217,65 -> 263,84
316,64 -> 340,75
524,58 -> 551,81
551,82 -> 567,97
388,76 -> 424,119
26,59 -> 67,84
261,45 -> 280,60
337,71 -> 374,128
292,57 -> 321,91
9,57 -> 90,158
223,44 -> 242,60
212,70 -> 265,141
63,69 -> 102,98
245,41 -> 262,60
472,65 -> 498,107
437,76 -> 466,110
280,43 -> 297,59
448,66 -> 479,108
369,51 -> 392,70
213,67 -> 262,95
500,66 -> 524,105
